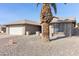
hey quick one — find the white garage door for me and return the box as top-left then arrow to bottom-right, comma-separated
9,27 -> 24,35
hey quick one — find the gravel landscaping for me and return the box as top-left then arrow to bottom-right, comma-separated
0,35 -> 79,56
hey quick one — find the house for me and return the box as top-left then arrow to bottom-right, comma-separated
0,25 -> 6,33
4,17 -> 76,38
49,17 -> 76,39
5,19 -> 41,35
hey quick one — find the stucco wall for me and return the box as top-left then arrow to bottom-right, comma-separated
6,24 -> 41,35
64,23 -> 75,36
49,23 -> 75,37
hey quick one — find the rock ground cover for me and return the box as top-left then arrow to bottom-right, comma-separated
0,35 -> 79,56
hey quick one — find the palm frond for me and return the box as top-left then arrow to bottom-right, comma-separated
36,3 -> 40,7
51,3 -> 57,14
64,3 -> 67,5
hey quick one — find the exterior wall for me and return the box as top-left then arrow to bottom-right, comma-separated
64,23 -> 75,36
6,27 -> 9,34
70,23 -> 75,35
25,24 -> 41,35
49,25 -> 54,38
49,23 -> 74,38
64,23 -> 72,36
6,24 -> 41,35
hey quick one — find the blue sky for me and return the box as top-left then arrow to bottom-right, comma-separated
0,3 -> 79,24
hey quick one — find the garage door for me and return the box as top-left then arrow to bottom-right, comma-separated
9,27 -> 24,35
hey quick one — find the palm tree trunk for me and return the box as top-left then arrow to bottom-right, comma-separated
41,21 -> 49,39
40,3 -> 52,40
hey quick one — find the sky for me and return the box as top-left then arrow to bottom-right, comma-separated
0,3 -> 79,24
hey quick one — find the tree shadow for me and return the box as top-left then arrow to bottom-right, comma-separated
49,36 -> 67,41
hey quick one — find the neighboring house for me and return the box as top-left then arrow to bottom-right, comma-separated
49,17 -> 76,39
4,20 -> 41,35
0,25 -> 6,33
76,23 -> 79,28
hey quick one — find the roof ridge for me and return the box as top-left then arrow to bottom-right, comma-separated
4,19 -> 40,26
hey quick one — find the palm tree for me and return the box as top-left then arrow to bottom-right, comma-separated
37,3 -> 65,40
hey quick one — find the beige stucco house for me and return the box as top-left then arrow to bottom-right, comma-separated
4,17 -> 76,39
49,17 -> 76,39
5,20 -> 41,35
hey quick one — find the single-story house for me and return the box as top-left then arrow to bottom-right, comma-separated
4,19 -> 41,35
49,17 -> 76,39
0,25 -> 6,33
4,17 -> 76,38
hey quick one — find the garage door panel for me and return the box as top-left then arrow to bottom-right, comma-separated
9,27 -> 24,35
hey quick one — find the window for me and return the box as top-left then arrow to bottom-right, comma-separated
53,23 -> 64,33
